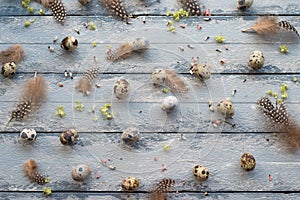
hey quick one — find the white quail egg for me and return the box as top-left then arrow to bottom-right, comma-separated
2,62 -> 17,78
121,176 -> 139,192
193,165 -> 209,181
161,96 -> 178,112
71,164 -> 91,182
152,69 -> 166,86
248,50 -> 264,70
114,78 -> 130,99
78,0 -> 91,5
237,0 -> 254,10
19,128 -> 37,144
190,64 -> 211,80
60,129 -> 78,145
241,153 -> 256,171
60,36 -> 78,51
217,98 -> 234,118
121,128 -> 140,145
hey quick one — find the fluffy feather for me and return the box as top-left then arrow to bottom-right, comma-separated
23,159 -> 48,185
165,69 -> 188,94
99,0 -> 130,21
75,67 -> 100,96
107,38 -> 149,61
5,73 -> 47,130
150,179 -> 176,200
242,16 -> 300,38
179,0 -> 201,16
36,0 -> 66,23
0,44 -> 25,64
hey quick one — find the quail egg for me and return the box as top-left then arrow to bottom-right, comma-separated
114,78 -> 130,99
60,129 -> 78,145
60,36 -> 78,51
2,62 -> 17,78
19,128 -> 37,144
237,0 -> 254,10
193,165 -> 209,181
241,153 -> 256,171
121,128 -> 140,145
248,50 -> 264,70
121,176 -> 139,192
71,164 -> 91,181
161,96 -> 178,112
217,98 -> 234,118
190,64 -> 211,80
152,69 -> 166,86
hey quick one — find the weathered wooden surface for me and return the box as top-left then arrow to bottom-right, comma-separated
0,0 -> 299,199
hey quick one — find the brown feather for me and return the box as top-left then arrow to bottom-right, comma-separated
150,179 -> 176,200
23,159 -> 47,185
165,69 -> 188,94
99,0 -> 130,21
75,67 -> 100,96
0,44 -> 25,64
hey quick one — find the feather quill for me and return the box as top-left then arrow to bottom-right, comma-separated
257,97 -> 300,152
0,44 -> 25,64
36,0 -> 66,23
107,38 -> 149,61
5,73 -> 47,130
75,67 -> 100,96
242,16 -> 300,38
179,0 -> 201,16
23,159 -> 48,185
150,179 -> 176,200
99,0 -> 130,22
165,69 -> 189,94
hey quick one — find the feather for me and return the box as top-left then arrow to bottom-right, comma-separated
150,179 -> 176,200
75,67 -> 100,96
0,44 -> 25,64
107,38 -> 149,61
36,0 -> 66,23
179,0 -> 201,16
99,0 -> 130,21
5,73 -> 47,130
242,16 -> 300,38
165,69 -> 188,94
23,159 -> 48,185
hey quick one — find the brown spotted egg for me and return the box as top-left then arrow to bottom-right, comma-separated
193,165 -> 209,181
161,96 -> 178,112
71,164 -> 91,181
237,0 -> 254,10
248,50 -> 264,70
151,69 -> 166,86
114,78 -> 130,99
60,36 -> 78,51
241,153 -> 256,171
78,0 -> 91,5
19,128 -> 37,144
121,128 -> 140,145
60,129 -> 78,145
2,62 -> 17,78
121,176 -> 139,192
217,98 -> 234,118
190,64 -> 211,80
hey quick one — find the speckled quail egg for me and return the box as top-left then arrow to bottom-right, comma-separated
193,165 -> 209,181
217,98 -> 234,118
121,176 -> 139,192
60,129 -> 78,145
161,96 -> 178,112
241,153 -> 256,171
71,164 -> 91,181
114,78 -> 130,99
237,0 -> 254,10
190,64 -> 211,80
78,0 -> 91,5
248,50 -> 264,70
121,128 -> 140,145
60,36 -> 78,51
19,128 -> 37,144
152,69 -> 166,86
2,62 -> 17,78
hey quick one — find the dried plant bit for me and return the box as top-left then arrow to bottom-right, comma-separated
60,129 -> 78,145
19,128 -> 37,144
2,62 -> 17,78
269,174 -> 273,181
193,165 -> 209,181
161,96 -> 178,113
190,63 -> 211,81
197,24 -> 202,30
121,176 -> 139,192
204,36 -> 210,41
43,187 -> 52,197
241,153 -> 256,171
237,0 -> 253,11
60,36 -> 78,51
74,28 -> 80,34
71,164 -> 91,182
114,78 -> 130,99
121,127 -> 140,146
57,82 -> 63,87
215,35 -> 225,43
279,45 -> 289,53
187,44 -> 194,49
248,50 -> 264,70
64,70 -> 68,77
48,46 -> 55,52
220,59 -> 226,64
217,98 -> 234,118
232,89 -> 237,96
53,36 -> 58,43
216,49 -> 222,53
108,165 -> 116,170
179,46 -> 184,51
203,17 -> 211,21
55,105 -> 66,118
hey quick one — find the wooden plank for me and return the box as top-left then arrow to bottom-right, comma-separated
0,0 -> 299,16
0,133 -> 299,191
